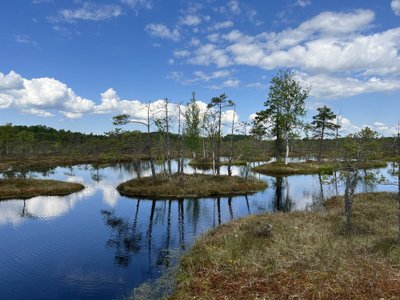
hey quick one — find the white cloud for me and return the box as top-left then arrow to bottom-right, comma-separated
336,116 -> 360,135
52,2 -> 123,22
392,0 -> 400,16
179,14 -> 201,26
295,0 -> 311,7
174,49 -> 190,58
22,108 -> 54,117
168,70 -> 231,86
206,33 -> 219,43
15,35 -> 38,46
189,43 -> 231,67
360,121 -> 399,136
145,23 -> 180,41
228,0 -> 241,14
193,70 -> 231,81
0,70 -> 95,118
208,21 -> 234,31
297,73 -> 400,98
180,9 -> 400,98
209,79 -> 240,90
121,0 -> 153,10
0,71 -> 23,90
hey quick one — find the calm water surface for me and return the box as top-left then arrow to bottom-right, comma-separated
0,160 -> 397,299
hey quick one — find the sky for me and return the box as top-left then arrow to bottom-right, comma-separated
0,0 -> 399,136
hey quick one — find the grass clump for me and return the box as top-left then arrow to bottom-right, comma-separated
0,178 -> 84,200
117,174 -> 267,199
252,160 -> 387,175
171,192 -> 400,299
252,161 -> 336,175
188,158 -> 247,167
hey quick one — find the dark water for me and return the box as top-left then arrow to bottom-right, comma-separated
0,160 -> 397,299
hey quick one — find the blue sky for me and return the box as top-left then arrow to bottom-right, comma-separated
0,0 -> 399,136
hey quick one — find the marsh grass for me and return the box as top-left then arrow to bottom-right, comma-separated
172,192 -> 400,299
0,178 -> 84,200
117,174 -> 267,199
188,158 -> 247,167
252,160 -> 387,175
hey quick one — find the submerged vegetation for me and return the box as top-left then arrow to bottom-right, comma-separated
0,178 -> 84,200
172,193 -> 400,299
117,174 -> 267,199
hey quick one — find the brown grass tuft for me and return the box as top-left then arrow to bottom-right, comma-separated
0,178 -> 84,200
117,174 -> 267,199
171,192 -> 400,299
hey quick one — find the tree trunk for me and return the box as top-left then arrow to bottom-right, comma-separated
165,99 -> 172,177
397,163 -> 400,244
228,108 -> 236,176
202,137 -> 206,158
284,131 -> 289,165
178,103 -> 184,182
216,106 -> 222,175
318,125 -> 325,162
147,104 -> 156,178
344,169 -> 358,232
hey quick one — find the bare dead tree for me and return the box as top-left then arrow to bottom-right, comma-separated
112,101 -> 156,178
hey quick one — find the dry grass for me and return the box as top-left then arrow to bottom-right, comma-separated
252,161 -> 336,175
171,192 -> 400,299
188,158 -> 247,167
117,174 -> 267,199
252,160 -> 387,175
0,178 -> 84,200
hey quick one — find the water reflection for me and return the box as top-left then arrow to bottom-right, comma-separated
101,207 -> 143,267
0,159 -> 398,300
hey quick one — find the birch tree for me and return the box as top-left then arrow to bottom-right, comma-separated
254,70 -> 309,164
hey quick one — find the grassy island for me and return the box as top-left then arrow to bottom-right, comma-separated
252,160 -> 387,175
171,192 -> 400,299
117,174 -> 267,199
188,158 -> 247,168
0,178 -> 85,200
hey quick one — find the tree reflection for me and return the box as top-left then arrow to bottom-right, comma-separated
228,197 -> 234,220
273,176 -> 293,212
101,200 -> 143,267
245,195 -> 251,215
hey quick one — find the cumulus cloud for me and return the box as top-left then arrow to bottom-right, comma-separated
179,14 -> 202,26
0,70 -> 95,118
178,9 -> 400,98
145,23 -> 180,41
296,73 -> 400,98
189,43 -> 231,67
392,0 -> 400,16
